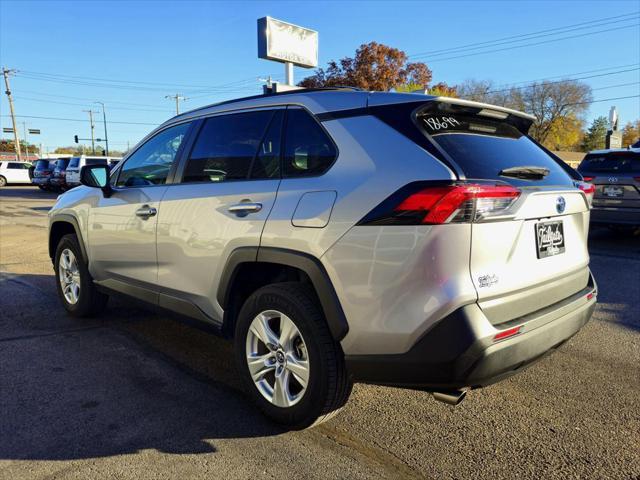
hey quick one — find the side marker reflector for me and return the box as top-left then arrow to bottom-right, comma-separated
493,326 -> 521,342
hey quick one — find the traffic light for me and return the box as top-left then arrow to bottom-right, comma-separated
74,135 -> 79,144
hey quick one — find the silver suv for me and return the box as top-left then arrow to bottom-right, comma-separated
48,89 -> 597,427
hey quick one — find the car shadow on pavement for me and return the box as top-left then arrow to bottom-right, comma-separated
0,272 -> 285,461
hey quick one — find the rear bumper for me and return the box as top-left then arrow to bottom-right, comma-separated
590,206 -> 640,226
346,273 -> 597,390
32,177 -> 50,186
49,177 -> 67,187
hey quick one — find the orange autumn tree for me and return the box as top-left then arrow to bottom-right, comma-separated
298,42 -> 433,91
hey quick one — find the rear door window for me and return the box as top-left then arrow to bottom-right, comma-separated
68,158 -> 80,168
182,110 -> 274,183
283,108 -> 337,177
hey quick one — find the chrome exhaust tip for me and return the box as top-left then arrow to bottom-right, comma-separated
432,389 -> 467,406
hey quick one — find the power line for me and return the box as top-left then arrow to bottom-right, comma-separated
12,96 -> 174,113
489,63 -> 640,89
0,114 -> 159,126
564,94 -> 640,107
409,13 -> 639,58
483,67 -> 640,94
410,24 -> 639,63
591,81 -> 640,91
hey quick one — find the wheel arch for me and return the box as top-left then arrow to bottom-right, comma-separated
49,215 -> 88,264
218,247 -> 349,342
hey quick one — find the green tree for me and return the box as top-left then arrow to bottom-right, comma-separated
298,42 -> 433,91
581,116 -> 608,152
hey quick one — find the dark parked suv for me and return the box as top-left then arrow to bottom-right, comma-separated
32,159 -> 58,190
577,148 -> 640,230
49,158 -> 71,192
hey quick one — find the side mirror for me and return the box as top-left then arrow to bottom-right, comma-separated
80,165 -> 112,196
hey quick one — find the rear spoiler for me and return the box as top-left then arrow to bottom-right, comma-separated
422,97 -> 536,135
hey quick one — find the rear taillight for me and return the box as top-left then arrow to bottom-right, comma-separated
576,181 -> 595,206
582,176 -> 595,182
634,177 -> 640,182
359,183 -> 521,225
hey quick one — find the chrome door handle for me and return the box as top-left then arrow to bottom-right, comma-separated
228,202 -> 262,216
135,205 -> 157,219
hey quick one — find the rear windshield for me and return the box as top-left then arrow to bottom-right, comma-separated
578,153 -> 640,173
416,113 -> 574,186
34,160 -> 50,170
68,157 -> 80,168
54,159 -> 69,170
86,158 -> 108,166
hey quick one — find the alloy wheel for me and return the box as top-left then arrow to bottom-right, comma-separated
245,310 -> 310,408
58,248 -> 81,304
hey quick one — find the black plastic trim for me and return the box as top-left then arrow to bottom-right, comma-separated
217,246 -> 349,341
49,214 -> 88,264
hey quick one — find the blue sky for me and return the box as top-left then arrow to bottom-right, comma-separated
1,0 -> 639,153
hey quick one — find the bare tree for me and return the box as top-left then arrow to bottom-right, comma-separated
457,79 -> 592,145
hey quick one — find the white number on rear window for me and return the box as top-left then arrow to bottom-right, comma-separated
423,116 -> 460,132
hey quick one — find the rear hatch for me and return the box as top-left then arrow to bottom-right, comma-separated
66,157 -> 81,183
33,159 -> 54,178
578,150 -> 640,210
371,97 -> 592,326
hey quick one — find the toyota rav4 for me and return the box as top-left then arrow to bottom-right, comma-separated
48,89 -> 597,427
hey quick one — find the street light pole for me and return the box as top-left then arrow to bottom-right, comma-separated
94,101 -> 109,156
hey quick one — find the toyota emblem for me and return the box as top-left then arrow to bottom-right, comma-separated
556,196 -> 566,214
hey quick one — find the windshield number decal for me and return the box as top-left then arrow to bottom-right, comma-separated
424,116 -> 460,132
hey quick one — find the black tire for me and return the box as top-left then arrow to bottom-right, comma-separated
234,282 -> 352,428
0,176 -> 6,187
54,234 -> 108,317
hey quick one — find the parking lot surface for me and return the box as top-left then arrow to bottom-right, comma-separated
1,186 -> 639,480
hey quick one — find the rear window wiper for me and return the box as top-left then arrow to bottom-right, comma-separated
499,165 -> 550,180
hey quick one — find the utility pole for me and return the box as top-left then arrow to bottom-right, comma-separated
83,109 -> 96,154
165,94 -> 186,115
94,101 -> 109,156
2,68 -> 22,161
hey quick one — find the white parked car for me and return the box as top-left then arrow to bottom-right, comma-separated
65,156 -> 121,187
0,161 -> 32,187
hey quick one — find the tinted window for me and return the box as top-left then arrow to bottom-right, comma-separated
251,110 -> 283,179
116,123 -> 190,187
85,158 -> 108,166
54,159 -> 69,171
183,111 -> 273,183
68,157 -> 80,168
283,109 -> 337,177
415,112 -> 573,186
34,160 -> 50,170
7,162 -> 22,169
578,153 -> 640,173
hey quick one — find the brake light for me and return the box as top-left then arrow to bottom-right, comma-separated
359,183 -> 521,225
634,177 -> 640,182
582,176 -> 594,182
493,326 -> 521,342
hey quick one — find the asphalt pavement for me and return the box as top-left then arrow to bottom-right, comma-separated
1,186 -> 638,480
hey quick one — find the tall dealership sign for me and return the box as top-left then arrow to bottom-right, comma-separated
257,16 -> 318,86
